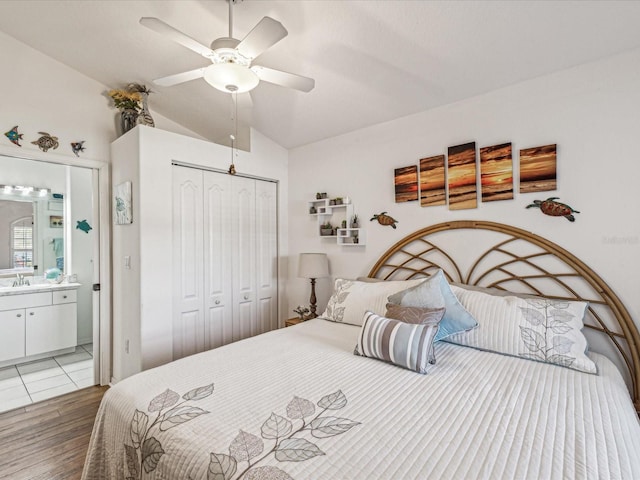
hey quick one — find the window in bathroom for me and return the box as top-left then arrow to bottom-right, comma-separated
11,216 -> 33,268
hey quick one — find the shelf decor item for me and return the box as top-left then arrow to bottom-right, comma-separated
107,87 -> 142,135
298,253 -> 329,319
128,83 -> 155,128
320,222 -> 333,236
293,305 -> 310,320
351,214 -> 359,228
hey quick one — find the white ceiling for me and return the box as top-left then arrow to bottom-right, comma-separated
1,1 -> 640,150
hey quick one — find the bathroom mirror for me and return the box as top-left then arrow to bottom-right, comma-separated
0,155 -> 67,277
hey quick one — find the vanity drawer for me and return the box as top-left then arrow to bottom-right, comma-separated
0,292 -> 51,311
53,289 -> 77,305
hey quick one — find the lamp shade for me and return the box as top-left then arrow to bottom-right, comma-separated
298,253 -> 329,279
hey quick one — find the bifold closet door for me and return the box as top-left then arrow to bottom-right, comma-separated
203,171 -> 233,349
254,179 -> 278,335
173,166 -> 277,360
230,176 -> 278,340
172,166 -> 205,359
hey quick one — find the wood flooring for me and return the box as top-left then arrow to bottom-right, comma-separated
0,385 -> 108,480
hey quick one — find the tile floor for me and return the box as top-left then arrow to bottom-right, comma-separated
0,344 -> 95,413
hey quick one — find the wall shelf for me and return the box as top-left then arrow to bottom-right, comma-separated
308,197 -> 365,246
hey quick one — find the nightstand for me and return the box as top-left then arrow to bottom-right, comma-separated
285,317 -> 304,327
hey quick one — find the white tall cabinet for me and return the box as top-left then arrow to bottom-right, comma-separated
172,166 -> 278,360
111,126 -> 288,383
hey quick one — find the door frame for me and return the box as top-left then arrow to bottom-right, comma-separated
0,145 -> 111,385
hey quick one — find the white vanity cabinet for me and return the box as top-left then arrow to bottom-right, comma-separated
0,309 -> 26,362
0,285 -> 78,364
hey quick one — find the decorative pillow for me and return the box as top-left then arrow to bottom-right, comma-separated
385,303 -> 445,326
387,270 -> 478,341
354,311 -> 440,374
446,285 -> 597,374
385,303 -> 445,364
321,278 -> 426,326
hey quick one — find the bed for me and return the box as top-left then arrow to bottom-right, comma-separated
82,221 -> 640,480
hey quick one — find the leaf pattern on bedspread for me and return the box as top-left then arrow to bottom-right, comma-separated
123,383 -> 214,479
208,389 -> 360,480
518,299 -> 576,367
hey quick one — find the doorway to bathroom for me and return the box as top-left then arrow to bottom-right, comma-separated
0,149 -> 110,413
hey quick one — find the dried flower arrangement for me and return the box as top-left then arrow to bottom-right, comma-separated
107,89 -> 142,111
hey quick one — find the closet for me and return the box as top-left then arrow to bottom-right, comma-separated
172,165 -> 278,360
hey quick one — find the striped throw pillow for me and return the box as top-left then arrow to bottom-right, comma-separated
354,311 -> 441,374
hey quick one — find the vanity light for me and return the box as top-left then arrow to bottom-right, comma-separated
0,185 -> 50,198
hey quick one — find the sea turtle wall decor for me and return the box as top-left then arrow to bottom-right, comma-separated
526,197 -> 580,222
370,211 -> 398,229
76,219 -> 92,233
4,126 -> 23,146
31,132 -> 59,152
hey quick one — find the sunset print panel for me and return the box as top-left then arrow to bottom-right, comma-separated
447,142 -> 477,210
394,165 -> 419,203
519,144 -> 557,193
419,155 -> 446,207
480,143 -> 513,202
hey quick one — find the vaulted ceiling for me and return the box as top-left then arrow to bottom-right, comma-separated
1,1 -> 640,150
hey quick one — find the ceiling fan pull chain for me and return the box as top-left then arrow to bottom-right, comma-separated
229,0 -> 235,39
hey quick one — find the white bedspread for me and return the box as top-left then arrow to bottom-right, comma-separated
82,319 -> 640,480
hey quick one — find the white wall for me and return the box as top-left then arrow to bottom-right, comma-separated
111,126 -> 288,382
0,30 -> 206,164
288,47 -> 640,331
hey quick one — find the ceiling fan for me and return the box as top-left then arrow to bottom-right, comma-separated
139,0 -> 315,95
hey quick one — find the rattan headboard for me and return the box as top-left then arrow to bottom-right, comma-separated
367,220 -> 640,413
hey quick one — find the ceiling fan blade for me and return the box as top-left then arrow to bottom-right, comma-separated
236,17 -> 287,60
153,68 -> 206,87
251,66 -> 315,92
140,17 -> 214,59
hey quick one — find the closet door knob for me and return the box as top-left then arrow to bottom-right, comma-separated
63,295 -> 67,299
215,300 -> 221,305
29,312 -> 34,316
243,294 -> 249,300
16,313 -> 22,318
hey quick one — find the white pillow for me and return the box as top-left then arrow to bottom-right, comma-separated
321,278 -> 426,326
446,285 -> 597,374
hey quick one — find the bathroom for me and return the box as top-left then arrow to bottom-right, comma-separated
0,153 -> 97,412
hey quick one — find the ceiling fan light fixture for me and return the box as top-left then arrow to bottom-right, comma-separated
204,63 -> 259,93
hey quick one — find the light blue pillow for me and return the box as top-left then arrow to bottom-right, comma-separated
388,270 -> 477,341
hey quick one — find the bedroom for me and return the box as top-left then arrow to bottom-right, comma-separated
0,1 -> 639,479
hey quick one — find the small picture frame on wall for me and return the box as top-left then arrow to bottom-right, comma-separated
49,215 -> 63,228
113,181 -> 133,225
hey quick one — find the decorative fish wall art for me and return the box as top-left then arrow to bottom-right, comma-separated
370,211 -> 398,229
526,197 -> 580,222
70,141 -> 86,157
4,126 -> 23,146
31,132 -> 59,152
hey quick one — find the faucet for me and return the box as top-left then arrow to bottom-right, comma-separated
12,274 -> 30,287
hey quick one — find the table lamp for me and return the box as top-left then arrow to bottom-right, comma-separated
298,253 -> 329,319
